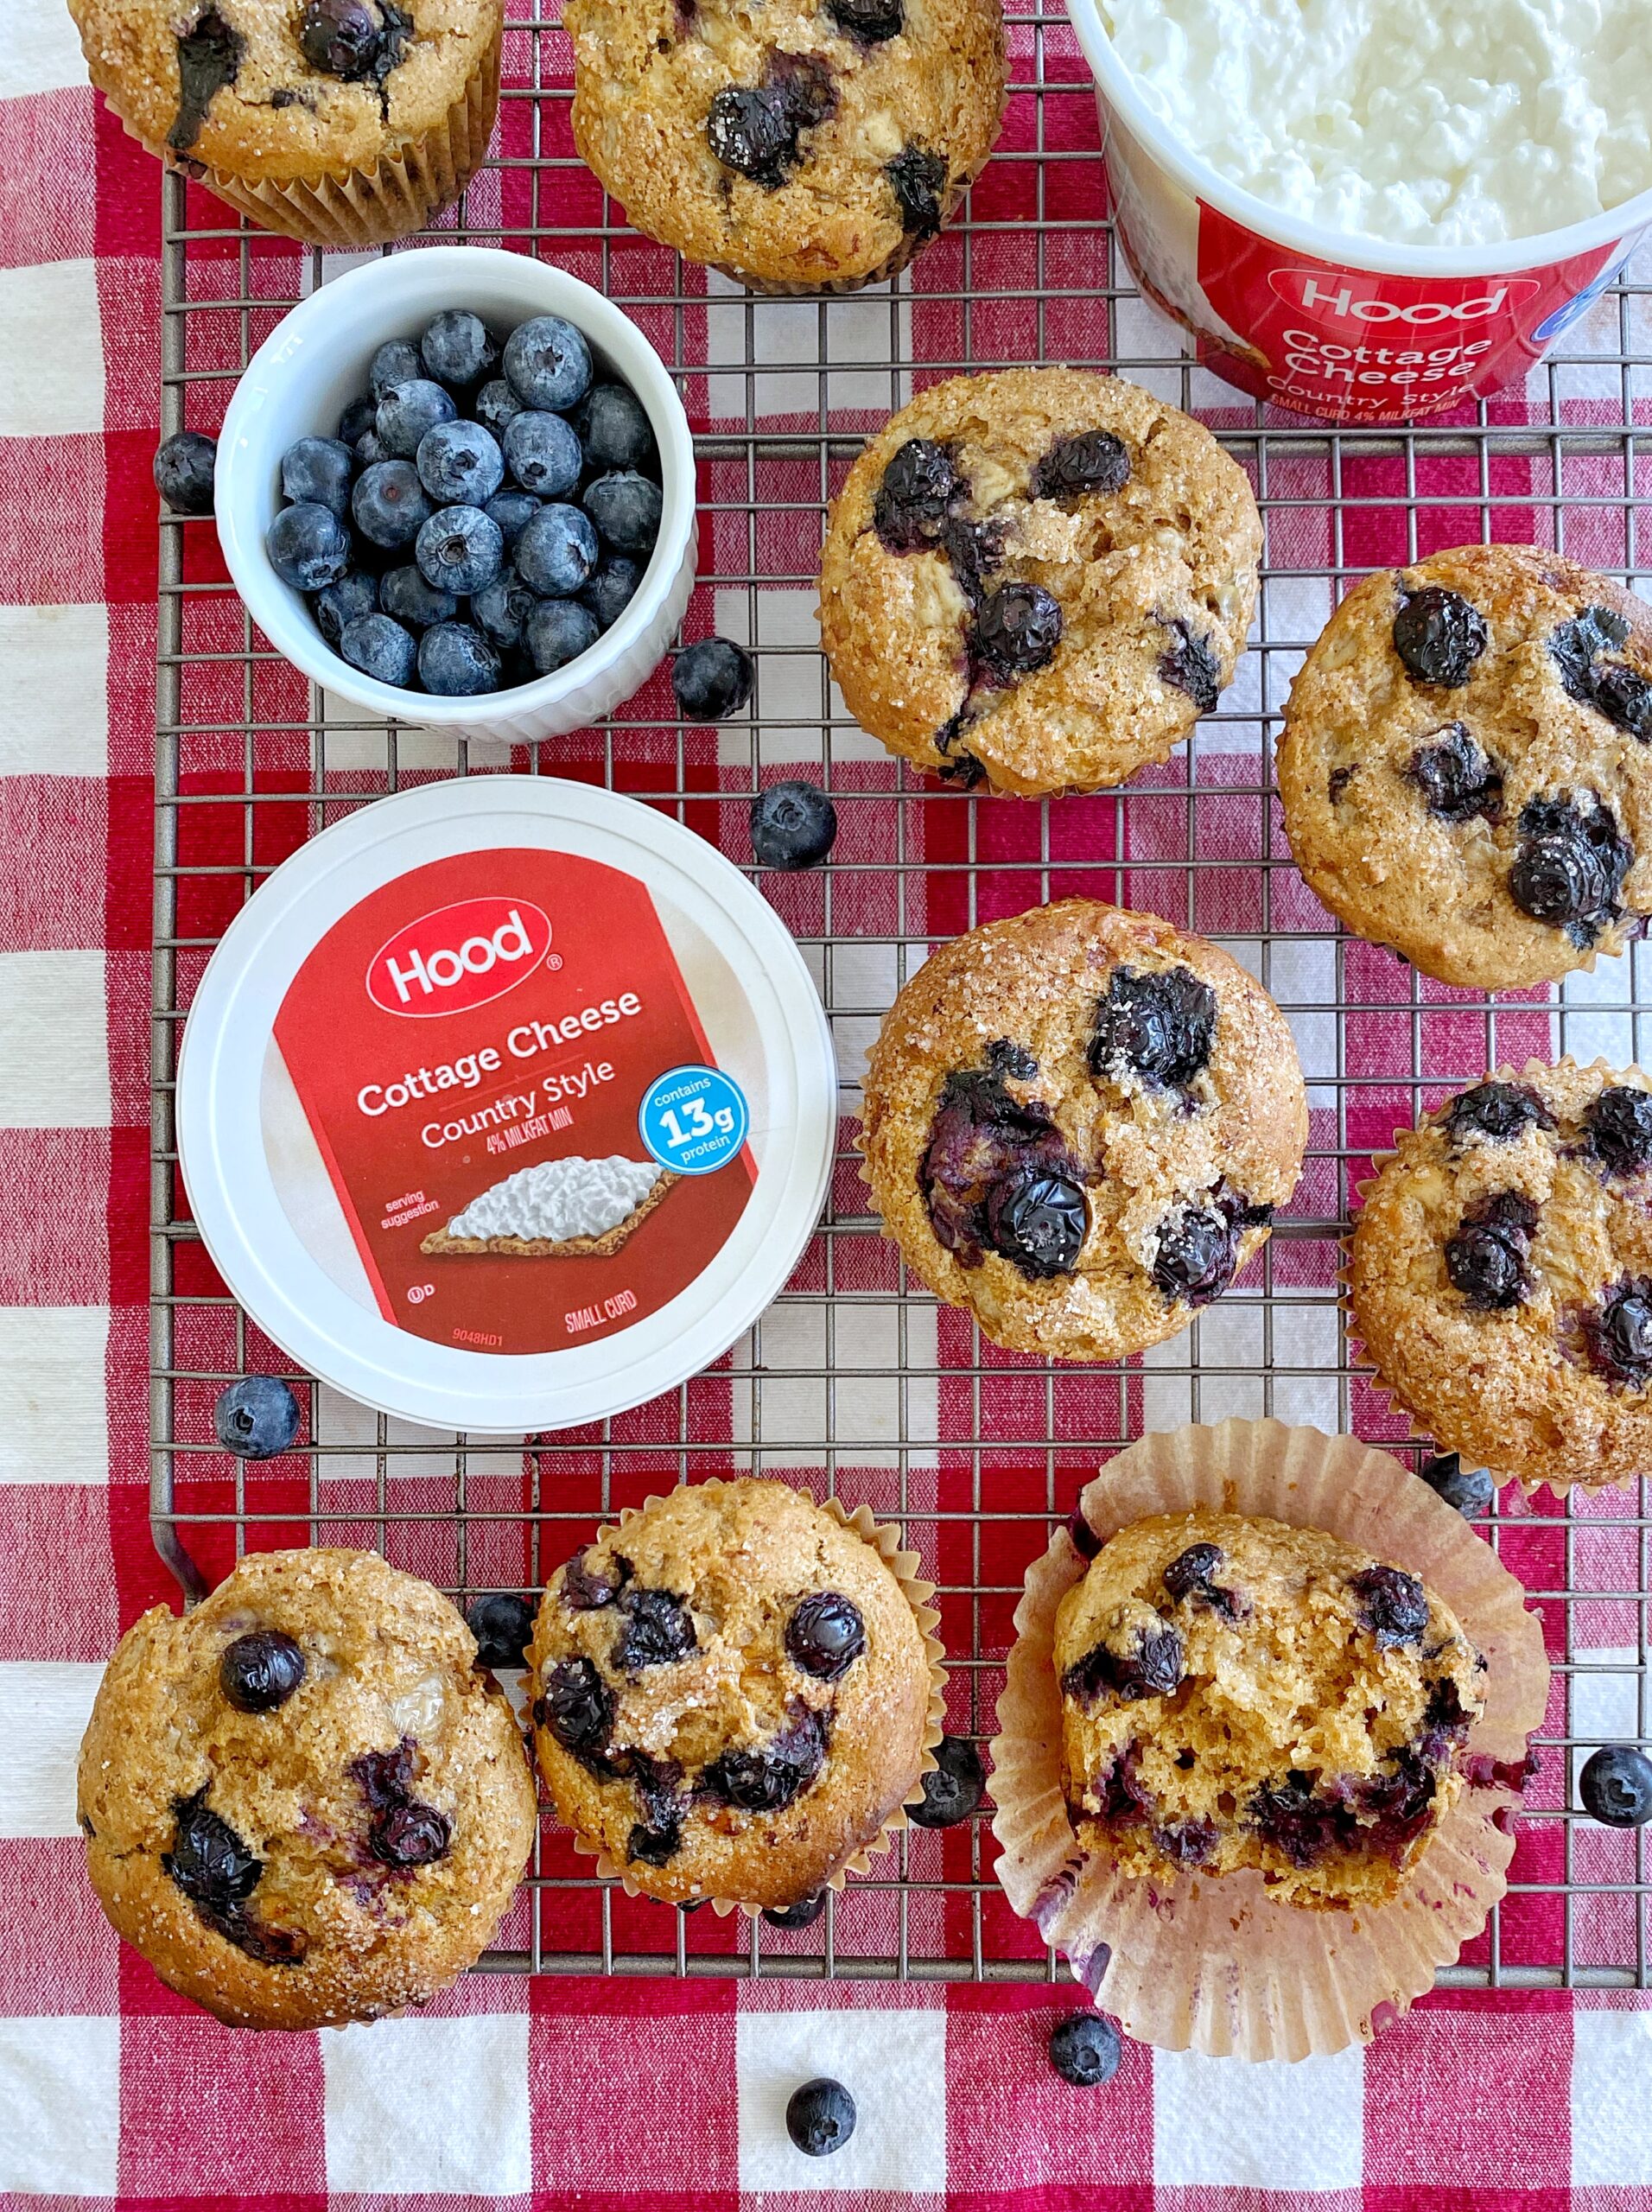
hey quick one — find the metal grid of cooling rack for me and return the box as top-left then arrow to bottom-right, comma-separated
150,0 -> 1652,1988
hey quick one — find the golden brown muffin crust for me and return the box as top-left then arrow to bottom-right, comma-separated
78,1548 -> 537,2030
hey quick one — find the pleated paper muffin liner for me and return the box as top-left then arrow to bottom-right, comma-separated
540,1478 -> 947,1916
143,33 -> 500,250
990,1418 -> 1550,2060
1343,1054 -> 1649,1501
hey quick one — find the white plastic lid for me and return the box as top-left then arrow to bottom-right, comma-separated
176,776 -> 838,1435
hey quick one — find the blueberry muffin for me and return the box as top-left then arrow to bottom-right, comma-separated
817,369 -> 1262,796
78,1549 -> 537,2029
1350,1060 -> 1652,1494
1278,543 -> 1652,989
566,0 -> 1005,293
1057,1510 -> 1487,1910
861,899 -> 1307,1360
528,1480 -> 938,1910
67,0 -> 503,246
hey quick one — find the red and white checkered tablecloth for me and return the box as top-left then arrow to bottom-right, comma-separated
5,3 -> 1652,2202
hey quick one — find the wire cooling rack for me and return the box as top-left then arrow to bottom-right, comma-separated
150,0 -> 1652,1987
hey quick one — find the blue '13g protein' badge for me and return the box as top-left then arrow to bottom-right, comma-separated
639,1065 -> 750,1174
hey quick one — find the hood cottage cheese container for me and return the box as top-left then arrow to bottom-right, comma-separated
1067,0 -> 1652,423
176,778 -> 838,1434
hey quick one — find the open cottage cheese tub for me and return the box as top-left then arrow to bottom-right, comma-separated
176,778 -> 838,1434
1068,0 -> 1652,423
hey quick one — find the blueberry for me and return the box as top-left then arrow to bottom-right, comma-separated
1406,721 -> 1503,823
787,2079 -> 855,2158
420,308 -> 496,389
785,1592 -> 865,1681
416,418 -> 504,506
562,1548 -> 630,1611
337,394 -> 378,448
828,0 -> 902,34
1445,1190 -> 1539,1309
537,1657 -> 615,1760
298,0 -> 398,79
751,780 -> 836,869
340,611 -> 417,687
1418,1452 -> 1496,1516
874,438 -> 960,550
1158,618 -> 1222,712
164,1789 -> 262,1911
1592,659 -> 1652,740
502,313 -> 594,412
984,1166 -> 1086,1278
280,435 -> 354,518
471,567 -> 537,652
169,8 -> 242,152
1509,792 -> 1632,944
352,459 -> 433,550
354,429 -> 385,467
415,505 -> 504,597
370,339 -> 423,398
516,502 -> 599,596
584,469 -> 663,555
213,1376 -> 301,1459
1152,1205 -> 1240,1306
465,1592 -> 535,1669
707,86 -> 797,184
613,1584 -> 696,1670
219,1629 -> 306,1713
626,1818 -> 683,1867
418,621 -> 500,696
153,430 -> 217,514
1048,2012 -> 1121,2088
1552,603 -> 1631,699
1349,1564 -> 1429,1648
1031,430 -> 1130,501
672,637 -> 753,721
312,569 -> 378,646
378,563 -> 456,631
1579,1744 -> 1652,1826
575,384 -> 656,475
705,1706 -> 828,1812
484,488 -> 542,552
1062,1624 -> 1185,1705
1161,1541 -> 1224,1603
475,378 -> 524,440
1090,964 -> 1217,1090
975,582 -> 1063,677
886,143 -> 946,237
1585,1086 -> 1652,1177
581,555 -> 643,631
1442,1081 -> 1551,1146
1589,1281 -> 1652,1384
266,500 -> 351,592
503,410 -> 582,498
524,598 -> 600,673
376,378 -> 457,461
763,1890 -> 827,1929
370,1799 -> 452,1867
908,1733 -> 986,1827
1393,583 -> 1489,688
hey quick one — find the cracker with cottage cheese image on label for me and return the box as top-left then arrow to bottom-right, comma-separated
422,1154 -> 677,1258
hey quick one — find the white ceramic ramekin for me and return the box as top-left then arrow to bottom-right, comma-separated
1066,0 -> 1652,425
215,246 -> 696,745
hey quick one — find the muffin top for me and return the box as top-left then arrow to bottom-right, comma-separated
67,0 -> 502,183
1351,1058 -> 1652,1494
1056,1510 -> 1487,1910
818,368 -> 1262,795
1278,542 -> 1652,989
77,1548 -> 537,2029
528,1479 -> 936,1909
861,899 -> 1306,1361
567,0 -> 1005,289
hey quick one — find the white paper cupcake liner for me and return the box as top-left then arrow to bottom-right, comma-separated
990,1418 -> 1550,2059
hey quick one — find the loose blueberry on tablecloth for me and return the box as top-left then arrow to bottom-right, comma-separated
213,1375 -> 302,1459
786,2078 -> 856,2156
1579,1745 -> 1652,1826
907,1732 -> 986,1827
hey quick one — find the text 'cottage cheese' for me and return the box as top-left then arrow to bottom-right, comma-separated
445,1155 -> 662,1243
1100,0 -> 1652,247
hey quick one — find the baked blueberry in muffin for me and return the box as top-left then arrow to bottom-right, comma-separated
528,1480 -> 938,1910
1351,1058 -> 1652,1493
1279,543 -> 1652,989
1055,1510 -> 1487,1909
819,369 -> 1262,795
861,899 -> 1306,1362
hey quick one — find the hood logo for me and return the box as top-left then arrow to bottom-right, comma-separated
1268,269 -> 1540,325
367,897 -> 553,1018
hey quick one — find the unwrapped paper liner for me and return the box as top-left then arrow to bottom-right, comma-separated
560,1480 -> 948,1914
990,1419 -> 1550,2060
